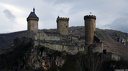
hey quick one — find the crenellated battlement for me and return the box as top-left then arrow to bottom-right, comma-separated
56,16 -> 69,35
56,16 -> 69,23
84,15 -> 96,20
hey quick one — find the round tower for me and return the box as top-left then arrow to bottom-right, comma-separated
27,8 -> 39,33
84,15 -> 96,44
56,16 -> 69,35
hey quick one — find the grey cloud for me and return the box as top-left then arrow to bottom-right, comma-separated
53,0 -> 106,15
54,0 -> 76,4
3,9 -> 15,20
1,0 -> 128,33
106,17 -> 128,33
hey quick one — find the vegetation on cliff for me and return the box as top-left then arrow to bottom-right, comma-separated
0,37 -> 33,70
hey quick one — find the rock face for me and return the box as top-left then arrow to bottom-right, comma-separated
27,46 -> 67,70
0,37 -> 68,71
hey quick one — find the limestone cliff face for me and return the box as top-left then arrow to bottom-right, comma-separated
27,46 -> 67,70
0,37 -> 67,71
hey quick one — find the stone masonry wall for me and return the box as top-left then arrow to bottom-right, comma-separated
27,20 -> 38,32
34,32 -> 61,41
34,40 -> 85,55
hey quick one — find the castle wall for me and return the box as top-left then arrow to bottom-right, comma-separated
93,43 -> 103,53
35,41 -> 86,54
40,36 -> 60,41
36,32 -> 61,41
39,43 -> 83,54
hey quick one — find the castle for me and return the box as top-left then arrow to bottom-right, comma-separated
26,8 -> 103,54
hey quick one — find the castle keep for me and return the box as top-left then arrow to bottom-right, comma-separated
26,8 -> 102,54
57,16 -> 69,35
84,15 -> 96,44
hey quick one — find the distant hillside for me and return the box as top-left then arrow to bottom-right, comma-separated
0,26 -> 128,60
95,28 -> 128,60
69,26 -> 128,60
0,31 -> 28,53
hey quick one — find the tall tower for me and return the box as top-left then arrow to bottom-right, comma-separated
84,15 -> 96,44
27,8 -> 39,33
56,16 -> 69,35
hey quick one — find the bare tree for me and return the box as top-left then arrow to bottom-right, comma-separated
77,45 -> 103,71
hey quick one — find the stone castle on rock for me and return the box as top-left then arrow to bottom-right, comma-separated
26,8 -> 103,54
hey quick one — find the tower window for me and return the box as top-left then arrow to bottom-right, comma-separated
66,26 -> 68,28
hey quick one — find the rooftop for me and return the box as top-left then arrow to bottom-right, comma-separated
27,8 -> 39,20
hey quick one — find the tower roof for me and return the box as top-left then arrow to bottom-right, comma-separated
27,8 -> 39,21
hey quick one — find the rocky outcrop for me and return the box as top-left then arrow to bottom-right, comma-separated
0,37 -> 68,71
27,46 -> 67,70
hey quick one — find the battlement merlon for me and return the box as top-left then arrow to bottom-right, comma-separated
56,16 -> 69,23
84,15 -> 96,20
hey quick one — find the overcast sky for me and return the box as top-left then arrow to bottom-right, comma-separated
0,0 -> 128,33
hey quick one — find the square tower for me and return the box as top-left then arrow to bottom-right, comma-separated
27,8 -> 39,33
56,16 -> 69,35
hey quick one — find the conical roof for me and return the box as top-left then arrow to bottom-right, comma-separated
27,8 -> 39,21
